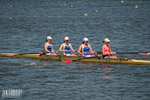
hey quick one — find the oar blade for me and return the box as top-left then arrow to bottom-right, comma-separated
6,54 -> 14,56
62,60 -> 73,63
139,53 -> 150,55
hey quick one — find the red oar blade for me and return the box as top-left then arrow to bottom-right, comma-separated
138,53 -> 150,55
6,54 -> 14,56
62,60 -> 73,63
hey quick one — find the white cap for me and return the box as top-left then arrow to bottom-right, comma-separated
47,36 -> 52,40
104,38 -> 110,42
83,38 -> 89,41
64,37 -> 69,40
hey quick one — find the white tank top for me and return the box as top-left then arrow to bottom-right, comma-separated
81,44 -> 89,52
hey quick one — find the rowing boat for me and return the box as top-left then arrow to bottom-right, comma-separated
0,53 -> 150,65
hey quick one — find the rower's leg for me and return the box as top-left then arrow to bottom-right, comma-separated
109,56 -> 117,59
51,53 -> 57,55
70,54 -> 77,56
90,55 -> 95,57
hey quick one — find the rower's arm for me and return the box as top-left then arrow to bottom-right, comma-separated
58,44 -> 67,52
70,44 -> 75,52
44,43 -> 49,53
77,45 -> 83,55
102,45 -> 105,55
51,46 -> 55,53
109,46 -> 112,52
89,44 -> 93,55
110,47 -> 113,54
109,46 -> 116,54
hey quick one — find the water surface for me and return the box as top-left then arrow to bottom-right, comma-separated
0,0 -> 150,100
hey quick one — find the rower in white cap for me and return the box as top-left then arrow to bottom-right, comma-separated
102,38 -> 117,58
78,38 -> 94,57
44,36 -> 57,55
59,36 -> 76,56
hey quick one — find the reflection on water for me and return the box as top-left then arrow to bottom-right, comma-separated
103,67 -> 113,73
103,68 -> 112,81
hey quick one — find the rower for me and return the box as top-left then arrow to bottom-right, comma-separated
44,36 -> 57,55
58,36 -> 76,56
102,38 -> 117,58
78,38 -> 94,57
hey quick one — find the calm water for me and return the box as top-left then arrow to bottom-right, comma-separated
0,0 -> 150,100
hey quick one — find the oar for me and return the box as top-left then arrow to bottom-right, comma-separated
96,51 -> 150,55
62,56 -> 96,63
62,51 -> 100,63
5,52 -> 45,57
62,54 -> 100,63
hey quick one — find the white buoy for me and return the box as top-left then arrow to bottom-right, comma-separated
70,5 -> 74,8
135,5 -> 138,8
84,13 -> 88,16
9,17 -> 12,19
